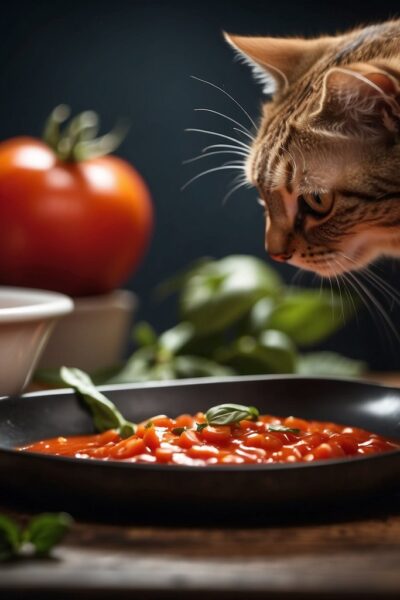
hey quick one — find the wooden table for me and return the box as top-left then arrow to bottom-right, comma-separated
1,497 -> 400,599
1,375 -> 400,599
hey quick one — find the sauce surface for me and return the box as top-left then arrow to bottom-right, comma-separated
20,412 -> 400,466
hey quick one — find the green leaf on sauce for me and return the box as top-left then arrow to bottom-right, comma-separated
205,403 -> 259,426
268,424 -> 301,434
171,427 -> 187,436
196,423 -> 207,432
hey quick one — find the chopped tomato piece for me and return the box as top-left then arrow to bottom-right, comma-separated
143,426 -> 161,450
178,430 -> 201,449
238,419 -> 259,430
187,444 -> 219,459
109,438 -> 146,459
284,416 -> 308,431
154,447 -> 175,463
175,414 -> 195,428
200,425 -> 231,444
331,434 -> 358,455
150,415 -> 176,428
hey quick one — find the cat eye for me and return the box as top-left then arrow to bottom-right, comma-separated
300,192 -> 333,217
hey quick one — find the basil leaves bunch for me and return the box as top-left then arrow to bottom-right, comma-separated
0,513 -> 72,561
35,255 -> 363,388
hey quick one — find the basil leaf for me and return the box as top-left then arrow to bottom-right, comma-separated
181,256 -> 282,335
172,427 -> 186,435
297,352 -> 365,377
0,515 -> 21,561
145,420 -> 153,429
155,257 -> 212,299
133,321 -> 158,348
25,513 -> 73,556
174,355 -> 235,378
107,347 -> 156,383
216,331 -> 296,375
159,322 -> 195,355
266,289 -> 355,346
268,424 -> 301,434
196,423 -> 207,432
205,403 -> 259,426
60,367 -> 135,438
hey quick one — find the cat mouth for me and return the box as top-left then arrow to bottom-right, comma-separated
290,252 -> 362,277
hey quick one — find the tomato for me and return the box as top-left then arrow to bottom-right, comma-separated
0,108 -> 153,296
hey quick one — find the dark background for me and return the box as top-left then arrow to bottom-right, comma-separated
1,0 -> 400,370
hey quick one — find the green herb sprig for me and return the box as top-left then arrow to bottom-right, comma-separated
60,367 -> 135,438
196,403 -> 260,430
0,513 -> 73,561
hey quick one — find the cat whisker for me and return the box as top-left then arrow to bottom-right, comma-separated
332,271 -> 345,322
338,273 -> 359,326
185,128 -> 251,151
190,75 -> 257,130
222,175 -> 250,205
332,258 -> 362,326
232,127 -> 255,141
344,266 -> 400,346
330,258 -> 358,324
358,268 -> 400,309
181,162 -> 245,191
338,251 -> 400,307
289,267 -> 306,289
182,149 -> 248,165
194,108 -> 254,138
327,274 -> 335,320
202,143 -> 251,155
337,266 -> 383,339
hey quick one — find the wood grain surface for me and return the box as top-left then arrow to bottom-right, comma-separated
1,495 -> 400,599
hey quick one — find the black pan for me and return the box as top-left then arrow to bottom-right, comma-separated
1,375 -> 400,519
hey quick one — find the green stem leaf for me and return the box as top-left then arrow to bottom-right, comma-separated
42,105 -> 128,162
60,367 -> 135,438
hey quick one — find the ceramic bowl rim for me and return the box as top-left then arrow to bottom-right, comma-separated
0,286 -> 74,322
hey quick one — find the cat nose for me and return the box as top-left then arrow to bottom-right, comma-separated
269,251 -> 293,263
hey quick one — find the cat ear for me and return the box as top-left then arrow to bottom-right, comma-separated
223,32 -> 334,95
311,63 -> 400,136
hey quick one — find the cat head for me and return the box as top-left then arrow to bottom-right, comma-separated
225,22 -> 400,276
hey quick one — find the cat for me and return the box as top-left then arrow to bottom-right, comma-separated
224,20 -> 400,277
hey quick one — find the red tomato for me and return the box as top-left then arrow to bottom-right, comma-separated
0,136 -> 153,296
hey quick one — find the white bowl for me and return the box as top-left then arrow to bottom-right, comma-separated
38,289 -> 137,373
0,287 -> 74,396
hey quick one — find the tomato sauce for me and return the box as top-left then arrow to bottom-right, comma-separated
20,412 -> 400,466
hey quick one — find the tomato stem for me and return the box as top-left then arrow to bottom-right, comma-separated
42,105 -> 129,162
